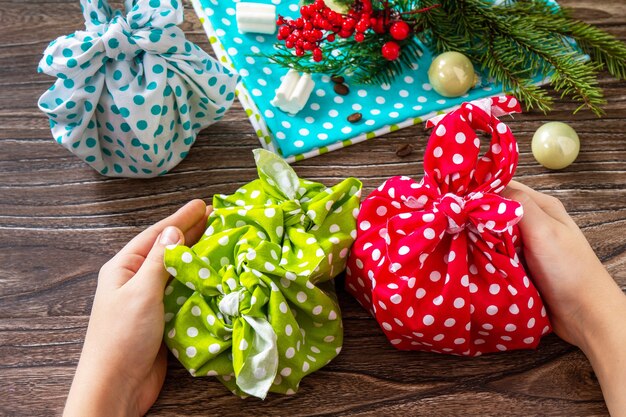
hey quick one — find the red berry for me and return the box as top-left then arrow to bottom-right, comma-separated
325,10 -> 338,23
338,29 -> 352,38
356,18 -> 370,32
354,32 -> 365,42
370,16 -> 385,34
313,48 -> 323,62
342,17 -> 356,32
300,5 -> 312,18
326,33 -> 336,42
295,47 -> 304,56
390,21 -> 410,40
381,41 -> 400,60
278,25 -> 292,39
314,0 -> 325,10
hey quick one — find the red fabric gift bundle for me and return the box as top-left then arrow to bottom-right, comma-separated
345,96 -> 551,356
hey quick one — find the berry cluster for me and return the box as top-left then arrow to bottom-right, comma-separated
277,0 -> 415,62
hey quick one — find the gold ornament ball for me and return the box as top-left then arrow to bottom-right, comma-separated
322,0 -> 349,13
531,122 -> 580,170
427,51 -> 477,98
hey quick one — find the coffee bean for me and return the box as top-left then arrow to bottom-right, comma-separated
334,83 -> 349,95
347,112 -> 362,123
395,143 -> 414,157
331,75 -> 345,83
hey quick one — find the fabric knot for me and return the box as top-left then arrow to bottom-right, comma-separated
438,193 -> 468,234
281,199 -> 313,229
218,289 -> 244,318
100,16 -> 141,60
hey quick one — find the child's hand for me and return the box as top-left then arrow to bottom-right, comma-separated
503,180 -> 621,347
64,200 -> 212,417
504,181 -> 626,416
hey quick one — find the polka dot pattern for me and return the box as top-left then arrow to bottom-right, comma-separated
163,149 -> 361,398
193,0 -> 511,162
345,96 -> 551,356
37,0 -> 238,178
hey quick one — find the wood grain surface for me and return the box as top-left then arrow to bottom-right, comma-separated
1,0 -> 624,415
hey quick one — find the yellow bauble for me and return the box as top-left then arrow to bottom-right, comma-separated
427,52 -> 477,98
532,122 -> 580,170
323,0 -> 349,13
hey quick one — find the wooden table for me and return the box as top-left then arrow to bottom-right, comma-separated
1,1 -> 624,415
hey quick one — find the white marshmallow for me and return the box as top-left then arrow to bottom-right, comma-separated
236,3 -> 277,35
270,70 -> 315,115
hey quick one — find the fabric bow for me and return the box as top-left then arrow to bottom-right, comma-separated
164,223 -> 290,399
40,0 -> 185,77
386,190 -> 523,274
385,95 -> 524,273
213,149 -> 363,281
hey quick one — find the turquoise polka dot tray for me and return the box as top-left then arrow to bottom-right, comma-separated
191,0 -> 551,162
37,0 -> 239,178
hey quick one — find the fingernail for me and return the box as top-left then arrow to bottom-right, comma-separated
159,226 -> 181,246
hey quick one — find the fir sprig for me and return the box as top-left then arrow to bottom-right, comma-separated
271,0 -> 626,115
415,0 -> 625,115
530,5 -> 626,80
268,32 -> 424,84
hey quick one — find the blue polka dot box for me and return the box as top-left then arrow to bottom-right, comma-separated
192,0 -> 535,162
37,0 -> 239,178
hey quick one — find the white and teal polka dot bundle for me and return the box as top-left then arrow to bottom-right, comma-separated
190,0 -> 545,162
37,0 -> 239,177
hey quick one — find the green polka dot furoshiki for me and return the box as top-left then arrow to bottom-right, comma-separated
163,149 -> 362,398
37,0 -> 238,178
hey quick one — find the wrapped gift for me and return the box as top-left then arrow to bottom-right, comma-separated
37,0 -> 238,177
345,96 -> 551,356
163,149 -> 362,398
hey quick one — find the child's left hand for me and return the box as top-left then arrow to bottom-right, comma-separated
64,200 -> 212,417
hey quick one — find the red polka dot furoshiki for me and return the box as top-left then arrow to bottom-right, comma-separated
345,96 -> 551,356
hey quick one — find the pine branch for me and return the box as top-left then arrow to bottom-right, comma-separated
266,32 -> 423,84
418,0 -> 609,115
272,0 -> 626,116
484,4 -> 607,116
484,32 -> 553,113
534,6 -> 626,80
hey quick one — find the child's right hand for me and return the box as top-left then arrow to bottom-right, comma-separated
504,180 -> 626,416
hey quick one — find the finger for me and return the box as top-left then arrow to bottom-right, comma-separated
184,205 -> 214,247
502,186 -> 558,239
506,180 -> 574,226
115,199 -> 207,262
100,200 -> 207,288
120,206 -> 212,294
127,225 -> 185,294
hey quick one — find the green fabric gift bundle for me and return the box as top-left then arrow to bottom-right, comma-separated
163,149 -> 362,398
